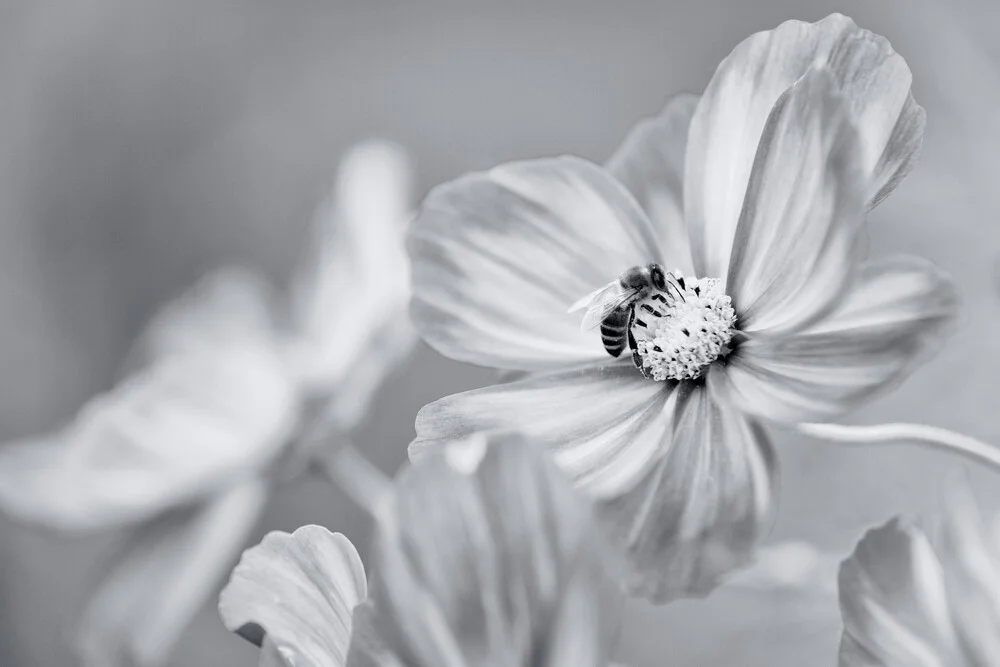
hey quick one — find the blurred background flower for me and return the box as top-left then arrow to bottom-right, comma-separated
838,482 -> 1000,665
0,1 -> 998,666
0,130 -> 415,665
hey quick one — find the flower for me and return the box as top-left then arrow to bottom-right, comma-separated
218,433 -> 622,667
837,486 -> 1000,666
0,140 -> 416,666
408,14 -> 957,603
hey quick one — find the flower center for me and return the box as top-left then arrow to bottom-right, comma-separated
631,276 -> 736,381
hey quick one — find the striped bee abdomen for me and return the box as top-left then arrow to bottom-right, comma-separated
600,305 -> 631,357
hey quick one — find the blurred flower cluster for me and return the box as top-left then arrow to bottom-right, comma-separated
0,140 -> 416,666
1,11 -> 998,667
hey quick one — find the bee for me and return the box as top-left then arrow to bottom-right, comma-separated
569,263 -> 684,368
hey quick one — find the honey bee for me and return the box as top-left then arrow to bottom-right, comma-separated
569,263 -> 684,365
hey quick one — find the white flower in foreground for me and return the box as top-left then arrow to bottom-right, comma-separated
0,140 -> 415,666
218,434 -> 622,667
838,487 -> 1000,666
409,14 -> 957,602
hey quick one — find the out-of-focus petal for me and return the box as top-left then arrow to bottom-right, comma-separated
606,94 -> 699,276
76,479 -> 268,667
411,364 -> 673,498
318,319 -> 417,434
344,601 -> 403,667
0,344 -> 298,530
128,266 -> 277,367
287,140 -> 415,393
544,565 -> 621,667
731,540 -> 840,595
219,525 -> 368,667
279,315 -> 418,485
369,433 -> 621,667
838,518 -> 965,667
932,486 -> 1000,664
258,638 -> 290,667
409,156 -> 661,371
726,67 -> 866,336
719,256 -> 957,423
685,13 -> 923,279
599,373 -> 776,602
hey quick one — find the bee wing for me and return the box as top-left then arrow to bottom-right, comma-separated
578,303 -> 612,331
569,282 -> 638,331
568,282 -> 618,313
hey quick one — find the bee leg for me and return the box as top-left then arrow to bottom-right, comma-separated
627,308 -> 652,379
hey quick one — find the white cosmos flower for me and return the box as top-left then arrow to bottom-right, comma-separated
408,14 -> 958,603
218,433 -> 623,667
838,486 -> 1000,666
0,140 -> 415,666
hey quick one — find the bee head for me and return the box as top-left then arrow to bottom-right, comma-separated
620,265 -> 651,289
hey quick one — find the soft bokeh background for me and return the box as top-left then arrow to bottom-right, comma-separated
1,1 -> 998,665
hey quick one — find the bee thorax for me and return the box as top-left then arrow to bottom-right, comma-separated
630,276 -> 736,381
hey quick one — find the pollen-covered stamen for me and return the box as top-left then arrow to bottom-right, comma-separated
631,275 -> 736,381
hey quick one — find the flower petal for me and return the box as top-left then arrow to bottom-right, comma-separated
599,373 -> 777,602
218,525 -> 368,667
868,92 -> 925,210
838,518 -> 965,667
931,486 -> 1000,665
0,344 -> 298,530
128,266 -> 277,367
76,479 -> 268,667
719,256 -> 957,423
411,366 -> 776,603
685,13 -> 924,279
726,66 -> 867,335
369,433 -> 621,667
411,364 -> 673,498
409,156 -> 661,371
287,140 -> 415,394
606,94 -> 699,276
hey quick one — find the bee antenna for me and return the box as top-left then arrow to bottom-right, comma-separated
665,274 -> 686,302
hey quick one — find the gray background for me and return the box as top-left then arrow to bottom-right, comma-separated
0,1 -> 998,665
